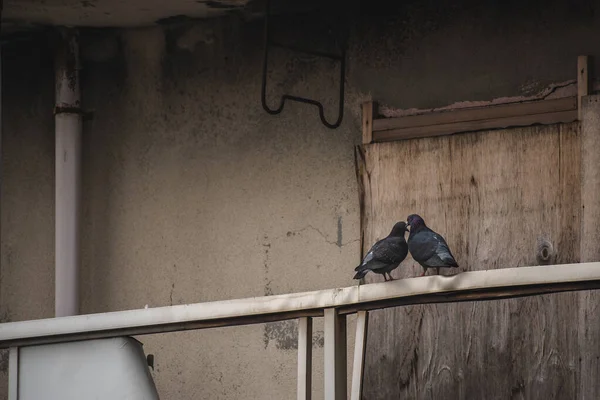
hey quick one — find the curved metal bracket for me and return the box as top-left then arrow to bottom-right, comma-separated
261,0 -> 347,129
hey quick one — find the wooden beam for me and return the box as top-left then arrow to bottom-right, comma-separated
368,55 -> 588,141
373,109 -> 577,142
580,94 -> 600,262
361,101 -> 377,144
578,56 -> 590,120
353,145 -> 367,261
370,97 -> 577,142
578,93 -> 600,400
350,311 -> 369,400
373,97 -> 576,132
324,308 -> 347,400
297,317 -> 313,400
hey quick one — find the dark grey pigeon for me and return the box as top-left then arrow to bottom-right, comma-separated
406,214 -> 459,276
353,221 -> 409,282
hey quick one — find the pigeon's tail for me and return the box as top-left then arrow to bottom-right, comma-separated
353,269 -> 368,280
354,264 -> 362,271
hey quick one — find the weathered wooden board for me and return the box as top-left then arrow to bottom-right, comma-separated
578,95 -> 600,400
359,122 -> 584,399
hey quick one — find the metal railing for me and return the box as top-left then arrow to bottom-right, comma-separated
2,262 -> 600,399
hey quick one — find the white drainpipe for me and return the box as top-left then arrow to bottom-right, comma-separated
54,29 -> 82,317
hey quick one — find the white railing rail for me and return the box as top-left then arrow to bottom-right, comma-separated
2,262 -> 600,400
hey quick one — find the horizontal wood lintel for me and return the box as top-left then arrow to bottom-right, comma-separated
372,96 -> 578,142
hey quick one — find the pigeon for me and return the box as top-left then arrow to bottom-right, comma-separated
406,214 -> 459,276
353,221 -> 409,282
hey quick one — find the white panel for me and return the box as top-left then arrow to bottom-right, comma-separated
18,337 -> 159,400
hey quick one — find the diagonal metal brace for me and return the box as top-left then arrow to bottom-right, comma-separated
261,0 -> 347,129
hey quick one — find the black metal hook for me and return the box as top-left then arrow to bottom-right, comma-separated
260,0 -> 347,129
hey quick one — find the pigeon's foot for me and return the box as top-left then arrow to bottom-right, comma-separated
387,273 -> 394,281
436,267 -> 440,275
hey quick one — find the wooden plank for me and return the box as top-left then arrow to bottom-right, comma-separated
372,97 -> 577,132
8,347 -> 19,400
361,122 -> 582,399
324,308 -> 347,400
578,56 -> 590,120
579,95 -> 600,263
579,94 -> 600,399
362,101 -> 377,144
350,311 -> 369,400
297,317 -> 313,400
373,110 -> 577,142
354,145 -> 368,262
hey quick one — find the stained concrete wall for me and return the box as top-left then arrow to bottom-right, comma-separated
0,15 -> 365,400
1,0 -> 600,398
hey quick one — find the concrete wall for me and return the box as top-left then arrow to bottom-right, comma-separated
0,15 -> 365,400
1,0 -> 600,398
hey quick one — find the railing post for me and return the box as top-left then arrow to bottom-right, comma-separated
350,311 -> 369,400
324,308 -> 347,400
8,347 -> 19,400
297,317 -> 313,400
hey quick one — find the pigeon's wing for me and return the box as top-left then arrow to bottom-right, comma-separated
370,237 -> 408,265
411,230 -> 457,267
355,238 -> 385,270
356,237 -> 407,271
432,234 -> 458,266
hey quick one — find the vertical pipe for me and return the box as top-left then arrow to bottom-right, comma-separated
54,28 -> 82,317
297,317 -> 313,400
